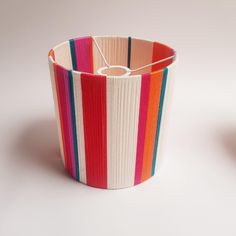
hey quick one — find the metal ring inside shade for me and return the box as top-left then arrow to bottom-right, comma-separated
97,65 -> 131,77
92,36 -> 176,75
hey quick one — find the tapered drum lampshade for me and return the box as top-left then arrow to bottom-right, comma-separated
48,36 -> 176,189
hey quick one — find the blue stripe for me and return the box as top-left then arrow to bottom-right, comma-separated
68,70 -> 80,181
69,39 -> 77,70
151,68 -> 168,176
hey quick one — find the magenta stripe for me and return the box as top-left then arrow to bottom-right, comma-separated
134,74 -> 150,185
74,36 -> 93,73
55,64 -> 76,178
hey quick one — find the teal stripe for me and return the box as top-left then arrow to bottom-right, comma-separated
69,39 -> 77,70
68,70 -> 80,181
151,68 -> 168,176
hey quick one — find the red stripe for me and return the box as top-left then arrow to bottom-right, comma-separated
134,74 -> 151,185
152,42 -> 174,72
74,36 -> 93,73
54,64 -> 75,177
81,73 -> 107,188
53,63 -> 68,170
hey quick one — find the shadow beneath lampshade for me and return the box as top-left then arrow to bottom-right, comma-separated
12,119 -> 70,180
220,128 -> 236,162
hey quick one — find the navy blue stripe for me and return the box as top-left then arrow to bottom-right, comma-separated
68,70 -> 80,181
69,39 -> 77,70
127,37 -> 131,68
151,68 -> 168,175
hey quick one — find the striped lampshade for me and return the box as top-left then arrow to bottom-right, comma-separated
48,36 -> 176,189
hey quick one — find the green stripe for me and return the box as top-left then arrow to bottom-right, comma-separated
151,68 -> 168,176
69,39 -> 77,70
68,70 -> 80,181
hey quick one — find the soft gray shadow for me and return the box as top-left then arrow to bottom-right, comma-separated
12,119 -> 69,179
220,128 -> 236,162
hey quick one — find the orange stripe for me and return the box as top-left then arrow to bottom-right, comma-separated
48,49 -> 55,60
53,64 -> 68,170
141,71 -> 163,182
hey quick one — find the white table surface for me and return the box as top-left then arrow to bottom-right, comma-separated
1,0 -> 236,235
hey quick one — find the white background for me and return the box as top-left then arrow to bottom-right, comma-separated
0,0 -> 236,235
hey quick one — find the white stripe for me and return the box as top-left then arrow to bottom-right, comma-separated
54,41 -> 73,70
155,66 -> 175,170
48,58 -> 65,165
93,37 -> 128,74
72,72 -> 87,184
130,38 -> 153,75
107,75 -> 141,189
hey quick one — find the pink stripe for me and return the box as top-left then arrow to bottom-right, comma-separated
74,36 -> 93,73
134,74 -> 150,185
55,65 -> 76,178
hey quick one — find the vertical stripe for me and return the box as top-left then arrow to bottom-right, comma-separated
48,57 -> 65,165
141,71 -> 163,182
134,74 -> 150,185
54,41 -> 73,70
93,37 -> 128,73
54,64 -> 76,178
127,37 -> 131,68
107,75 -> 141,189
53,65 -> 68,169
152,42 -> 174,72
152,68 -> 168,175
73,72 -> 87,184
48,49 -> 55,60
130,39 -> 153,75
68,71 -> 80,181
69,39 -> 77,70
155,66 -> 174,168
81,73 -> 107,188
74,37 -> 93,73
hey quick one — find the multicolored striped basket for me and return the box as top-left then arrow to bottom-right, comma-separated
48,36 -> 176,189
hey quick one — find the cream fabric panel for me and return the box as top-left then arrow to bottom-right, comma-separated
72,72 -> 87,184
130,38 -> 153,75
93,36 -> 128,74
107,75 -> 141,189
54,41 -> 73,70
154,66 -> 175,171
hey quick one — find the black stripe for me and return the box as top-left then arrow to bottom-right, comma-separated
127,37 -> 131,68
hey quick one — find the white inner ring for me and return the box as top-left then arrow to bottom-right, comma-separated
97,65 -> 131,76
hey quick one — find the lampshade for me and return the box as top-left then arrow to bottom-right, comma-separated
48,36 -> 176,189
